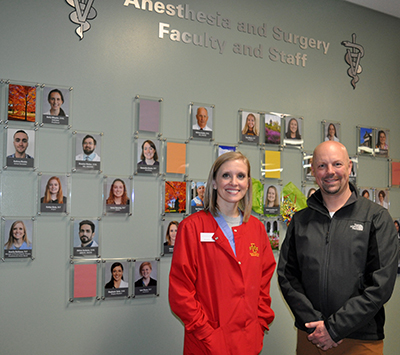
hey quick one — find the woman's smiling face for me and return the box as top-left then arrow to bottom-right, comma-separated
143,142 -> 155,160
112,266 -> 123,281
12,223 -> 24,241
290,119 -> 298,133
247,115 -> 255,129
213,159 -> 249,212
141,265 -> 151,278
113,181 -> 124,197
48,179 -> 59,195
49,92 -> 63,111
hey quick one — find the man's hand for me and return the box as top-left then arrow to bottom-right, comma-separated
305,321 -> 342,351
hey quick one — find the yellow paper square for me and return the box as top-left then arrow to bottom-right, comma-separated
264,151 -> 281,179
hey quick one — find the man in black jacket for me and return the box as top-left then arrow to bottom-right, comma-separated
278,141 -> 398,354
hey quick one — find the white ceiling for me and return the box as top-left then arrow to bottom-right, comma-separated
344,0 -> 400,19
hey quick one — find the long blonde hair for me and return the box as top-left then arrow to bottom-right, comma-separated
242,113 -> 259,136
4,221 -> 31,249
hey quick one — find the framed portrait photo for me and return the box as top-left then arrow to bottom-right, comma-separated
42,86 -> 71,126
375,129 -> 389,157
264,184 -> 281,216
162,218 -> 183,255
72,218 -> 100,258
240,110 -> 260,144
74,132 -> 102,172
103,176 -> 132,215
191,103 -> 213,140
322,121 -> 340,142
39,174 -> 69,214
6,128 -> 35,169
103,259 -> 130,299
2,218 -> 34,260
136,138 -> 161,175
190,181 -> 206,214
359,187 -> 373,201
134,259 -> 159,297
283,116 -> 303,148
375,188 -> 389,210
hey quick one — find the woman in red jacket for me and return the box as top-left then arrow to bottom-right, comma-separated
169,151 -> 276,354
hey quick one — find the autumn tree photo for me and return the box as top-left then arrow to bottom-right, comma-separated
165,181 -> 187,213
8,84 -> 36,122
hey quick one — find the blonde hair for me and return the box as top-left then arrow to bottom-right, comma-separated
4,221 -> 31,249
204,152 -> 252,222
242,113 -> 259,136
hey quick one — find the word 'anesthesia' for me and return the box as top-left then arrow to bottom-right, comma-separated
124,0 -> 231,28
159,23 -> 227,54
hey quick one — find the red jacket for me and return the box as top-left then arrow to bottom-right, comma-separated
169,211 -> 275,354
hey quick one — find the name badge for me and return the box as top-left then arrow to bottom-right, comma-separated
200,233 -> 215,242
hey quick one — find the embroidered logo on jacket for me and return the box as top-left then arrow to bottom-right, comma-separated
350,223 -> 363,231
249,243 -> 259,257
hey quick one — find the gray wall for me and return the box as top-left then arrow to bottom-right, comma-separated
0,0 -> 399,354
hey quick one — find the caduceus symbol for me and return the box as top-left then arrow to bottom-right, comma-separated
66,0 -> 97,40
341,33 -> 364,89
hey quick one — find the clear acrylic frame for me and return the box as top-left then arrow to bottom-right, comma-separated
70,217 -> 101,259
321,120 -> 341,143
132,258 -> 160,298
134,136 -> 163,176
69,258 -> 100,303
101,258 -> 132,300
40,84 -> 73,128
37,172 -> 71,215
264,112 -> 282,146
5,80 -> 39,127
283,115 -> 304,149
3,125 -> 37,170
72,130 -> 103,173
103,175 -> 133,216
161,217 -> 183,256
189,102 -> 214,141
162,179 -> 188,215
1,216 -> 36,261
238,109 -> 261,145
134,95 -> 163,137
